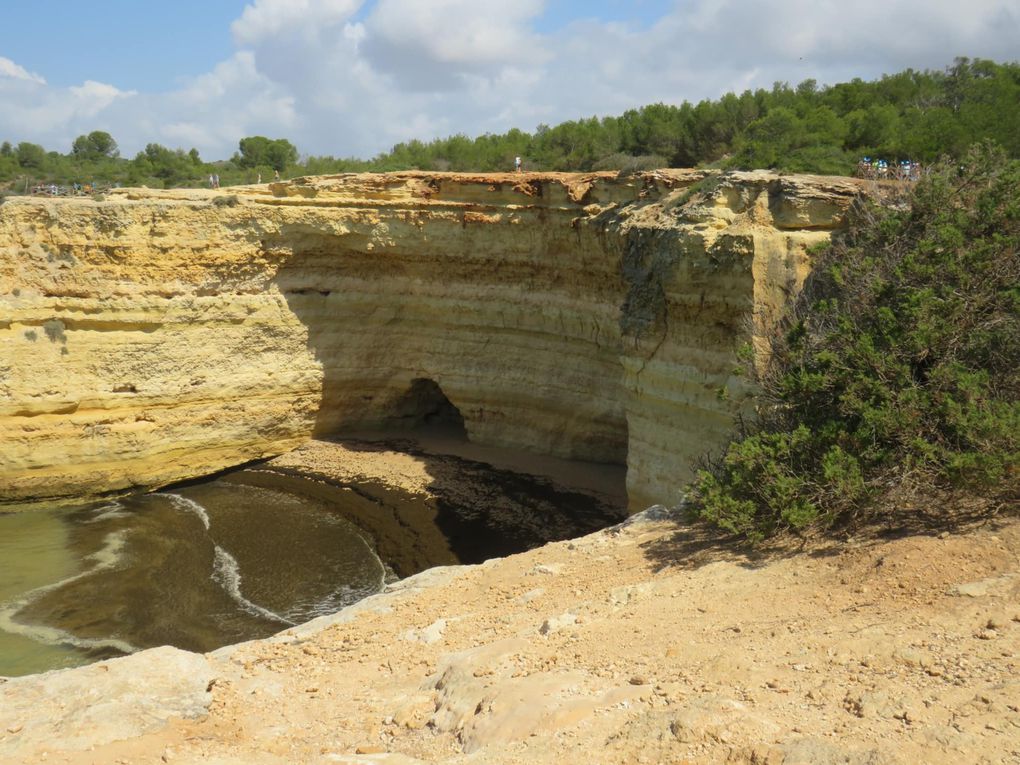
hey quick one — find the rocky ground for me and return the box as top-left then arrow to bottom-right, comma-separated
1,441 -> 1018,765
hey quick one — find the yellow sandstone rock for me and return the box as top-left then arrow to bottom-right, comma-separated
0,170 -> 864,509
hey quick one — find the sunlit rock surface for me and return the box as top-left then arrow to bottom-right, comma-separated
0,170 -> 864,508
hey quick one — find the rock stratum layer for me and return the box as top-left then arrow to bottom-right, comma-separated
0,170 -> 865,508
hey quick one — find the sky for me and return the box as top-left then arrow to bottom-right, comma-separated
0,0 -> 1017,161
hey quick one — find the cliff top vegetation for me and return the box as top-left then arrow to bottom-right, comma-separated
1,57 -> 1017,192
690,142 -> 1019,540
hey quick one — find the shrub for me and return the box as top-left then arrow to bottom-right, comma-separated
688,142 -> 1020,539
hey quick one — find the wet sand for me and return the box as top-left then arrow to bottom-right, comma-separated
259,432 -> 628,577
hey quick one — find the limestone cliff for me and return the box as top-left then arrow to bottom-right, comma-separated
0,170 -> 865,509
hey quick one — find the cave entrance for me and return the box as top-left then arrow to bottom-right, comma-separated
391,378 -> 467,438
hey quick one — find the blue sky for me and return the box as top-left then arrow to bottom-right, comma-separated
534,0 -> 674,32
0,0 -> 1016,159
0,1 -> 675,90
0,1 -> 250,90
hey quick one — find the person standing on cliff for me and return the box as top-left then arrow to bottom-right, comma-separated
274,170 -> 281,182
515,156 -> 522,173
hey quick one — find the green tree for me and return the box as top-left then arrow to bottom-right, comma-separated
15,142 -> 46,168
133,143 -> 198,187
845,104 -> 901,153
71,131 -> 119,160
731,107 -> 804,168
236,136 -> 298,171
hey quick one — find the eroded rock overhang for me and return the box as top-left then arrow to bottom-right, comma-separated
0,170 -> 866,509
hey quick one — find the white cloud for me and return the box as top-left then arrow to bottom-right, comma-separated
69,81 -> 136,118
361,0 -> 548,89
0,67 -> 133,150
0,1 -> 1017,160
0,57 -> 45,85
232,0 -> 365,45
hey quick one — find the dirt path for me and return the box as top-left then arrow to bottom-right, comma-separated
2,443 -> 1018,764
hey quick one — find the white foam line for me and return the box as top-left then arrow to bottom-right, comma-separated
301,531 -> 388,621
0,530 -> 139,655
86,501 -> 127,523
163,493 -> 211,530
0,608 -> 137,655
212,546 -> 294,626
354,529 -> 388,594
164,493 -> 294,626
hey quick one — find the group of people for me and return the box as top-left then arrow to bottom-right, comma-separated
208,174 -> 221,188
855,157 -> 924,181
31,182 -> 109,196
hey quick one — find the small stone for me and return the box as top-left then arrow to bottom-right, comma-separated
952,580 -> 992,598
533,563 -> 563,576
976,629 -> 997,641
6,724 -> 23,734
540,613 -> 577,635
355,745 -> 386,754
517,588 -> 544,604
629,675 -> 649,686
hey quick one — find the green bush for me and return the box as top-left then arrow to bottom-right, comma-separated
688,143 -> 1020,540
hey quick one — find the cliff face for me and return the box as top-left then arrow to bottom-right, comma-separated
0,170 -> 865,509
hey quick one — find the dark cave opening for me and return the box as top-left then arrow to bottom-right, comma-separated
389,378 -> 468,438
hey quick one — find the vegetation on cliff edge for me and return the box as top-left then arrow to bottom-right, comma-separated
689,143 -> 1019,540
1,58 -> 1018,191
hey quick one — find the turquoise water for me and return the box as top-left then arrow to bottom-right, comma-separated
0,475 -> 386,677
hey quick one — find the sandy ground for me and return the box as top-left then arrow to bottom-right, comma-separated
2,441 -> 1018,765
268,432 -> 628,506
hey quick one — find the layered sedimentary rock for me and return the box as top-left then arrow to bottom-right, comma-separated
0,170 -> 865,509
